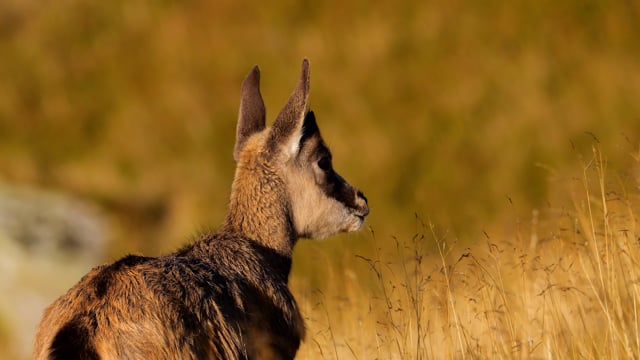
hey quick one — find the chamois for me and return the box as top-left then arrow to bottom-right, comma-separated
33,59 -> 369,360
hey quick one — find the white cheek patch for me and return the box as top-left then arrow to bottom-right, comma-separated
299,193 -> 357,239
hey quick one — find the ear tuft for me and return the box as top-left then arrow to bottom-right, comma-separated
234,65 -> 266,161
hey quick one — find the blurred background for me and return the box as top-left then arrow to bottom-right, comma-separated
1,0 -> 639,358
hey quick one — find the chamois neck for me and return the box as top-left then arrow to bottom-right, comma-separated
223,160 -> 297,258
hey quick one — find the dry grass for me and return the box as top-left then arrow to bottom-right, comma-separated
1,1 -> 640,358
295,146 -> 640,359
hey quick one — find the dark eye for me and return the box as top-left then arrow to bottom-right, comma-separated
317,157 -> 332,171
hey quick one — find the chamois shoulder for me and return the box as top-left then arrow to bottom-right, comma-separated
176,232 -> 293,284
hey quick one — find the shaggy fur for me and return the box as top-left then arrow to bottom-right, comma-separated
33,59 -> 368,360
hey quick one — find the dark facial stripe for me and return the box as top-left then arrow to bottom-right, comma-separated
322,171 -> 360,210
300,111 -> 365,212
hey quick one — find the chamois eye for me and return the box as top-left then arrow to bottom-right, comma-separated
317,157 -> 332,171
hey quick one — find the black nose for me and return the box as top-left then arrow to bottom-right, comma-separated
356,190 -> 369,217
357,190 -> 368,205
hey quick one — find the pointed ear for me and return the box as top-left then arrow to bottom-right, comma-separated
266,58 -> 310,158
234,65 -> 266,161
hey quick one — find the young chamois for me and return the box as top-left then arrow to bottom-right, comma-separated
33,59 -> 369,360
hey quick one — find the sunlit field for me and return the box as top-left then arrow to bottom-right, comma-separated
295,146 -> 640,359
1,0 -> 639,358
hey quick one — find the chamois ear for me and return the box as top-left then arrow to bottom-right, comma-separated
267,59 -> 310,159
234,65 -> 266,161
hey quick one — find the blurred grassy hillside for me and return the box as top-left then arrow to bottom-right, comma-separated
2,0 -> 640,252
1,0 -> 640,358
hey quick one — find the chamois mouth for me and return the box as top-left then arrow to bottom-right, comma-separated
352,212 -> 368,231
352,206 -> 369,222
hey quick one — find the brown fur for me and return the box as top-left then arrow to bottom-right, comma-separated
33,59 -> 368,360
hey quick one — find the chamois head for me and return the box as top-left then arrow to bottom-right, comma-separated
227,59 -> 369,252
